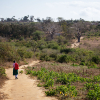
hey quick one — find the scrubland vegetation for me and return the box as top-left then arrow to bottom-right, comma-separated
1,18 -> 100,99
26,62 -> 100,100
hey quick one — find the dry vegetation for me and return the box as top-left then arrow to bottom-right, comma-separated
79,36 -> 100,50
0,74 -> 8,100
27,61 -> 100,100
32,61 -> 100,78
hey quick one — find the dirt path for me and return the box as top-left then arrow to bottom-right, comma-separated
0,61 -> 57,100
71,37 -> 84,48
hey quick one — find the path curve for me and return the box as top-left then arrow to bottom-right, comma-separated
0,61 -> 57,100
71,37 -> 84,48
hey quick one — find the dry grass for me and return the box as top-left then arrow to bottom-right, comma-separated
32,61 -> 100,78
0,76 -> 8,100
30,61 -> 100,100
79,36 -> 100,50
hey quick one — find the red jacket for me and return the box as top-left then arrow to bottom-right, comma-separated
15,63 -> 19,70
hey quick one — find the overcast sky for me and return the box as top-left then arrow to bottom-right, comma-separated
0,0 -> 100,21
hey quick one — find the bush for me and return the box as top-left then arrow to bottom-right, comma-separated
32,30 -> 44,41
57,54 -> 73,63
80,61 -> 85,66
92,56 -> 100,64
57,54 -> 67,63
0,67 -> 6,77
45,89 -> 56,96
17,48 -> 33,60
44,79 -> 54,87
47,42 -> 60,49
60,48 -> 75,54
40,49 -> 60,61
71,63 -> 79,67
56,85 -> 77,97
17,49 -> 25,59
0,43 -> 20,62
87,89 -> 100,100
40,53 -> 51,61
24,51 -> 33,58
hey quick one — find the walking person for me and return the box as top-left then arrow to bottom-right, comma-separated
13,61 -> 19,79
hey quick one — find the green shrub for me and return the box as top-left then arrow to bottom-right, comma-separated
60,48 -> 75,54
15,40 -> 28,47
56,85 -> 68,94
40,49 -> 60,61
92,56 -> 100,64
57,54 -> 67,63
71,63 -> 79,67
56,73 -> 80,84
0,67 -> 6,76
87,89 -> 100,100
19,70 -> 23,74
31,71 -> 38,76
40,53 -> 51,61
17,48 -> 25,59
19,37 -> 24,41
47,42 -> 60,49
26,69 -> 32,75
45,89 -> 56,96
44,79 -> 54,87
80,61 -> 85,66
93,75 -> 100,82
56,85 -> 77,97
24,51 -> 33,58
17,48 -> 33,59
57,54 -> 73,63
0,43 -> 20,62
32,30 -> 44,41
39,45 -> 46,50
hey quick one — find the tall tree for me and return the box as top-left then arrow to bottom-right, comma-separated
73,21 -> 88,42
23,15 -> 29,22
30,16 -> 34,22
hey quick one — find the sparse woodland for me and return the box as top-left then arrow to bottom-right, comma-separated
1,16 -> 100,100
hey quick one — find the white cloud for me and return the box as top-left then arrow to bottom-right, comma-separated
45,1 -> 100,10
45,1 -> 100,21
79,7 -> 100,20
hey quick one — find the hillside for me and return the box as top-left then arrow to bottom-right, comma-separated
0,19 -> 100,100
1,36 -> 100,100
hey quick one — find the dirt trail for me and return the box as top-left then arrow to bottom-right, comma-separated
71,37 -> 84,48
0,61 -> 57,100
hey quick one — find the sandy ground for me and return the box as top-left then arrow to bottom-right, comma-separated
71,37 -> 84,48
0,61 -> 57,100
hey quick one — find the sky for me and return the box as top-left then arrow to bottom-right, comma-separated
0,0 -> 100,21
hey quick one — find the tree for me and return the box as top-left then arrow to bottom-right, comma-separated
23,15 -> 29,22
0,18 -> 4,22
30,16 -> 34,22
29,40 -> 38,52
11,16 -> 17,22
36,17 -> 62,40
36,18 -> 41,22
44,22 -> 62,39
76,28 -> 81,42
73,21 -> 88,42
6,18 -> 12,22
57,17 -> 64,26
32,30 -> 44,41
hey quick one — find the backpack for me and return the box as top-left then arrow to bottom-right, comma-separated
14,63 -> 19,70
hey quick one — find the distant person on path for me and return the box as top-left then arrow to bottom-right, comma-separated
13,61 -> 19,79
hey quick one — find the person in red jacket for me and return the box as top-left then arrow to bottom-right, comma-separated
13,61 -> 19,79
